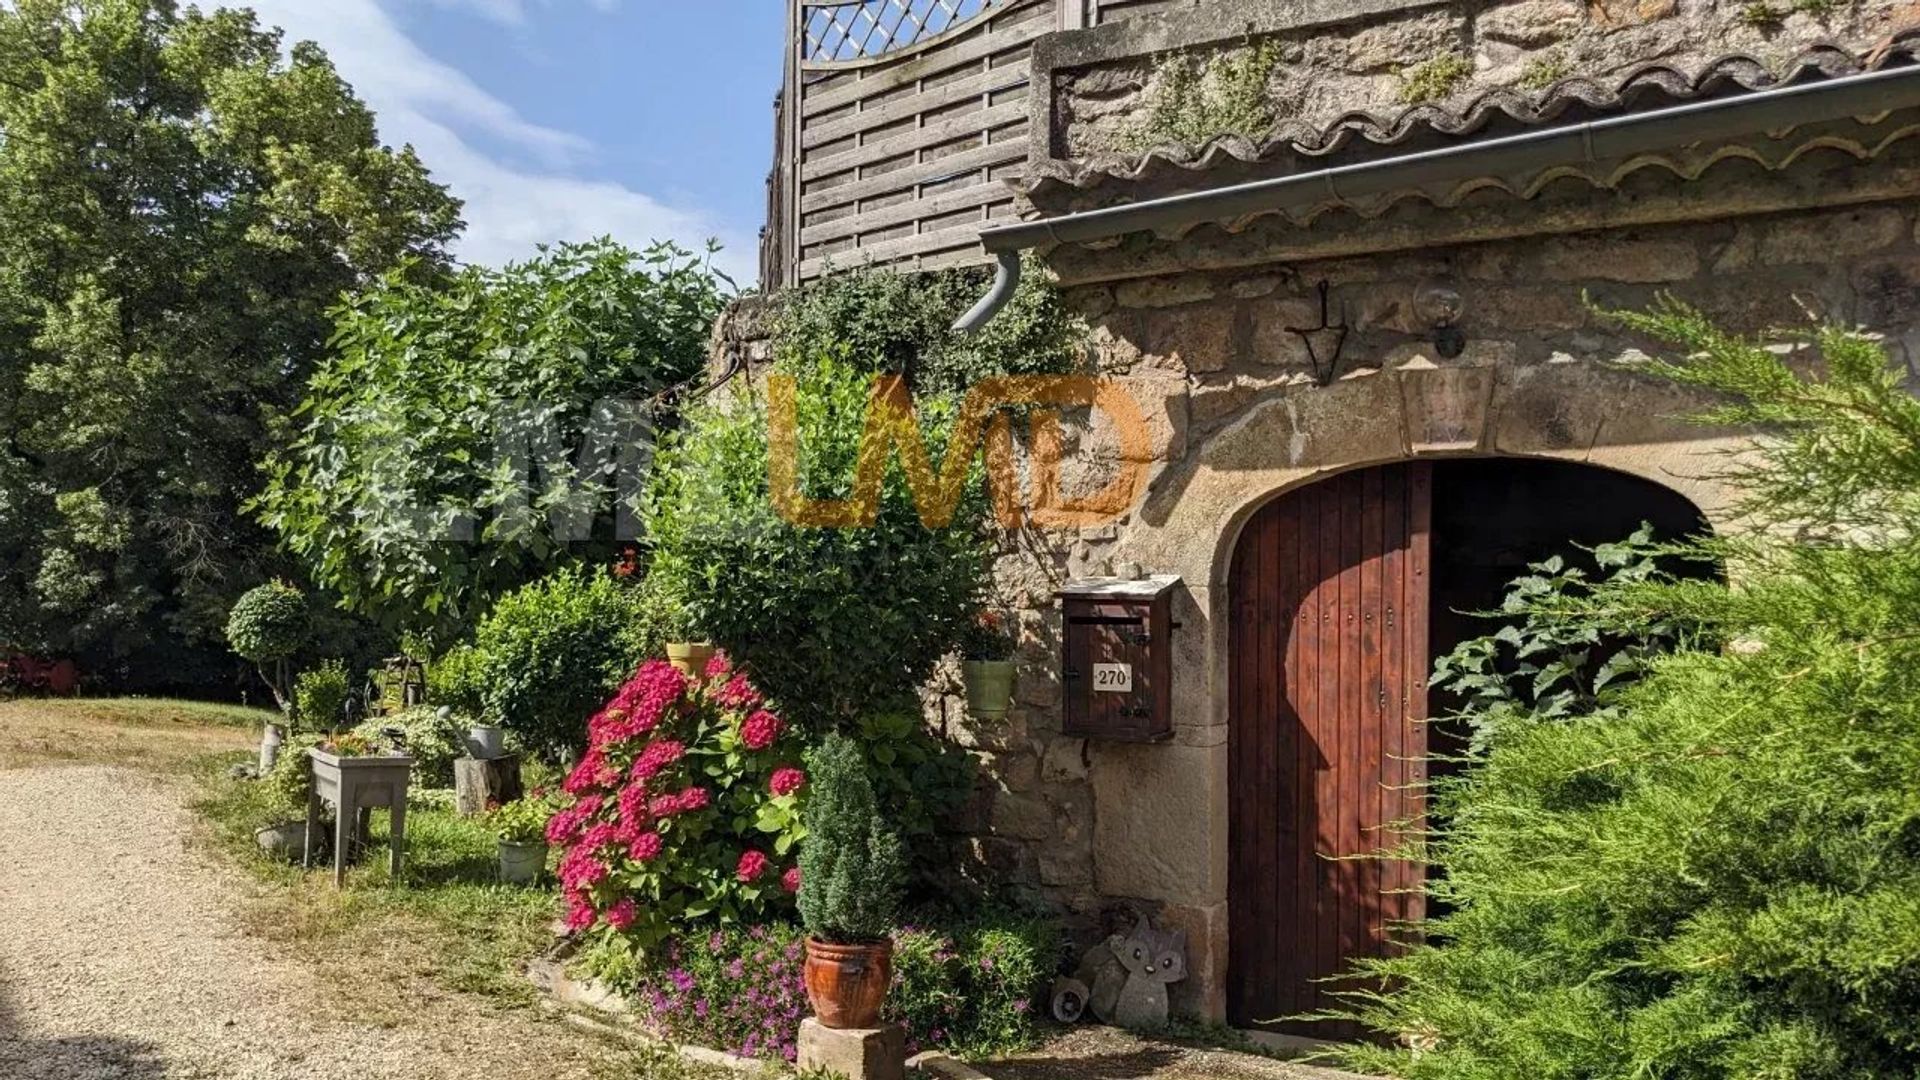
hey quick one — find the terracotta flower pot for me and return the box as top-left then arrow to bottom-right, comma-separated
804,936 -> 893,1029
665,641 -> 717,678
962,659 -> 1017,721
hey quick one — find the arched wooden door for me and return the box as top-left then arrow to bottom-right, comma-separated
1227,462 -> 1431,1033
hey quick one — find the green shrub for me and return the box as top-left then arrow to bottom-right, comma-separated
890,911 -> 1058,1058
852,709 -> 976,885
353,705 -> 468,787
438,566 -> 653,761
644,357 -> 993,728
292,659 -> 351,731
226,582 -> 310,711
597,910 -> 1057,1063
1341,307 -> 1920,1078
772,259 -> 1081,398
261,733 -> 325,820
799,733 -> 905,943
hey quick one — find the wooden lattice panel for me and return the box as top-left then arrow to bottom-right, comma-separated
801,0 -> 1010,64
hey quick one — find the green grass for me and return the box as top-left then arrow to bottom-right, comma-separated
19,695 -> 280,728
189,750 -> 564,1007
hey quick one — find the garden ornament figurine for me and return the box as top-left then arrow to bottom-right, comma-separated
1050,915 -> 1188,1030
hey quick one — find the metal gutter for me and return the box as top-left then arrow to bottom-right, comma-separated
953,63 -> 1920,331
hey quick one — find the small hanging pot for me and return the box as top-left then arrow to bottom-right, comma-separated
961,659 -> 1018,721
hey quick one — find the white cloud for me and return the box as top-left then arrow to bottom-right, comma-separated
241,0 -> 752,281
415,0 -> 622,29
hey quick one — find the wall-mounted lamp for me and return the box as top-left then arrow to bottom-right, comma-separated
1417,284 -> 1467,360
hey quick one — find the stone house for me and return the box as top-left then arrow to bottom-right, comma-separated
752,0 -> 1920,1034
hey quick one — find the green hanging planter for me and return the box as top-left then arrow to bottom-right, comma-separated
962,659 -> 1017,720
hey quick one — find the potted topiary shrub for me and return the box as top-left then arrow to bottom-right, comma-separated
798,733 -> 906,1029
960,610 -> 1018,722
227,581 -> 311,770
486,791 -> 557,884
649,578 -> 715,677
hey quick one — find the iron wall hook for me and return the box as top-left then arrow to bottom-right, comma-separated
1286,280 -> 1352,387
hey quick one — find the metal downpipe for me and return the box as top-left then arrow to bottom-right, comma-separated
951,250 -> 1022,333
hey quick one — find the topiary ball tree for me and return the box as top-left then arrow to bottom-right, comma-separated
798,733 -> 906,944
226,582 -> 310,715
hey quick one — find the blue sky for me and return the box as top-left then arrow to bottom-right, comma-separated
238,0 -> 785,283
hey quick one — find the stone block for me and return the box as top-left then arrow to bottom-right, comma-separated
1115,275 -> 1217,309
797,1018 -> 906,1080
1477,0 -> 1581,43
1717,207 -> 1908,270
989,790 -> 1057,842
1156,901 -> 1229,1021
1400,365 -> 1495,454
1041,737 -> 1090,783
1091,740 -> 1227,905
1536,234 -> 1699,283
1137,302 -> 1235,374
1245,296 -> 1322,369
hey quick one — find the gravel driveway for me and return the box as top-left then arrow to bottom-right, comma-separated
0,764 -> 632,1080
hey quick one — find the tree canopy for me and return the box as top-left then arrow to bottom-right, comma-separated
0,0 -> 461,689
256,238 -> 730,638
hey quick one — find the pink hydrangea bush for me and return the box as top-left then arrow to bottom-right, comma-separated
549,653 -> 807,948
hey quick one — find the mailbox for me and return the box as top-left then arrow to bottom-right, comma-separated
1058,575 -> 1180,743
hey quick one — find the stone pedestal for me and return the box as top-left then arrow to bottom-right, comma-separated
797,1018 -> 905,1080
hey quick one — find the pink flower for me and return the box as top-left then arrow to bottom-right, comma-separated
768,766 -> 805,797
563,750 -> 608,795
675,786 -> 711,813
618,784 -> 650,829
739,710 -> 783,751
591,662 -> 689,749
712,672 -> 762,712
704,650 -> 732,681
736,849 -> 770,882
628,830 -> 664,862
649,793 -> 682,818
580,822 -> 622,851
565,896 -> 597,931
558,846 -> 609,890
605,897 -> 639,931
545,804 -> 585,845
631,738 -> 686,782
781,865 -> 802,894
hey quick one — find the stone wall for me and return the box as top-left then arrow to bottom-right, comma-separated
938,188 -> 1920,1018
1046,0 -> 1913,162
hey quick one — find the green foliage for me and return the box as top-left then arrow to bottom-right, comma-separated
257,239 -> 729,638
434,567 -> 653,762
226,584 -> 311,665
226,582 -> 311,711
644,357 -> 994,729
1125,42 -> 1281,151
799,734 -> 906,943
1429,526 -> 1696,758
595,910 -> 1056,1063
1399,52 -> 1475,104
1341,306 -> 1920,1078
772,259 -> 1082,398
261,733 -> 325,820
486,791 -> 561,845
352,704 -> 469,787
889,911 -> 1059,1058
1515,51 -> 1571,91
293,660 -> 351,731
852,709 -> 978,887
0,0 -> 460,688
